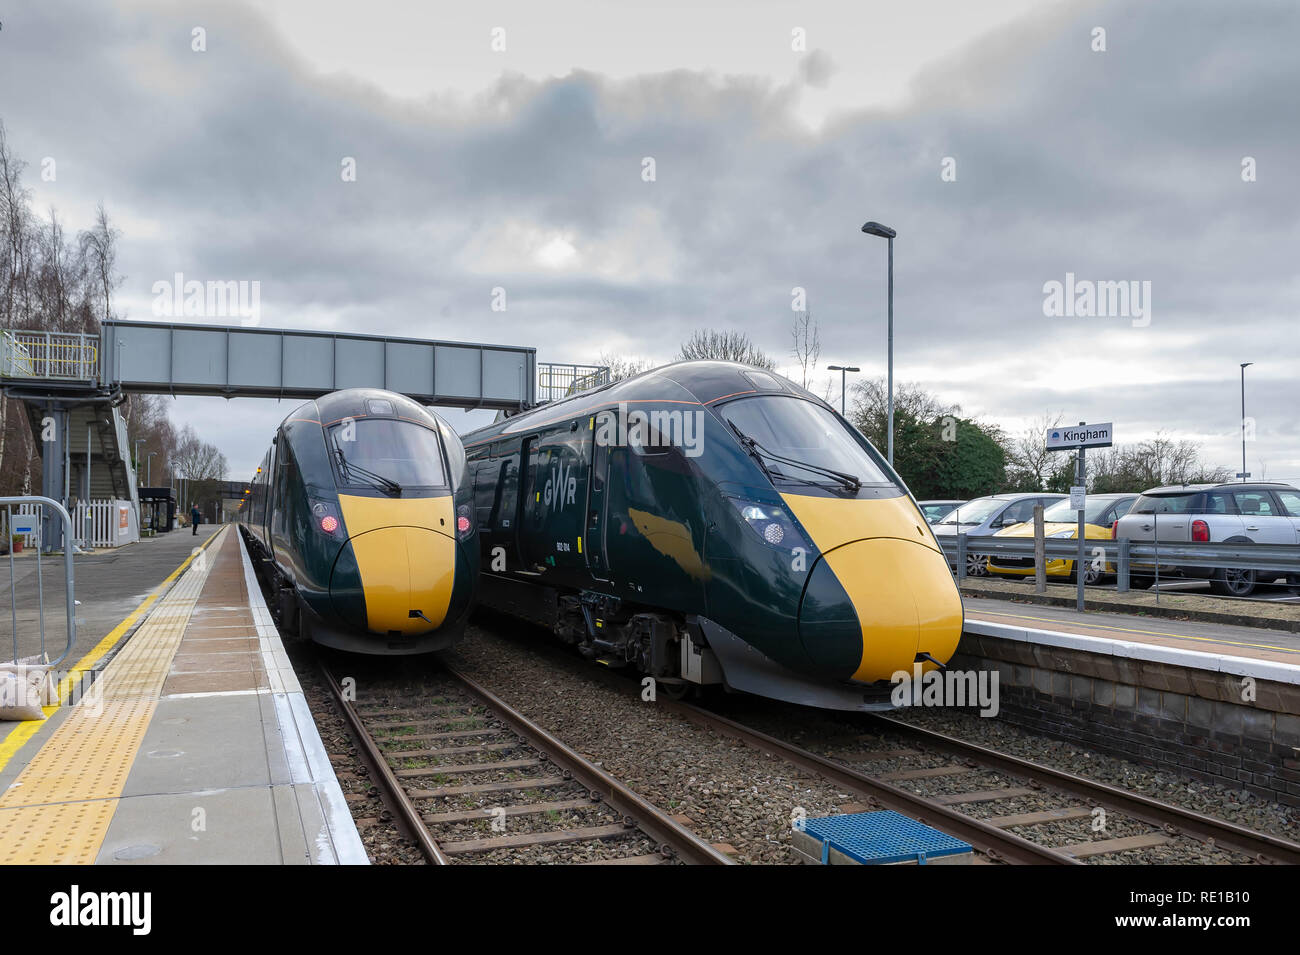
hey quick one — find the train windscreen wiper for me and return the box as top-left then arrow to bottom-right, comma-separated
332,444 -> 402,496
727,422 -> 861,492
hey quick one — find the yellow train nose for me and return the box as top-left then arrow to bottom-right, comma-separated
339,526 -> 455,635
781,491 -> 963,684
800,538 -> 963,683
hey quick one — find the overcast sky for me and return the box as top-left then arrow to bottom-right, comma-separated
1,0 -> 1296,481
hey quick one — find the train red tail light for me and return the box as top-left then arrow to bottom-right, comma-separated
456,503 -> 474,540
1111,520 -> 1118,539
311,500 -> 345,539
1192,519 -> 1209,542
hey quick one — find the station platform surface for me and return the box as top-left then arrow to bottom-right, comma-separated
0,525 -> 365,865
0,524 -> 222,671
965,595 -> 1300,684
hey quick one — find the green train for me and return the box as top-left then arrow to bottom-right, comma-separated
241,388 -> 479,654
463,361 -> 962,710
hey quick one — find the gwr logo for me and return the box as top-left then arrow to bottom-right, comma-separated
543,464 -> 577,512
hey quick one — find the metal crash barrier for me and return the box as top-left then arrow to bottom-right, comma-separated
939,534 -> 1300,600
2,496 -> 77,667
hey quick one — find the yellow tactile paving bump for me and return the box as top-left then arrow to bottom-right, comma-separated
0,528 -> 226,865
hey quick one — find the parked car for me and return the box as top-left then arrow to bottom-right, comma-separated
931,492 -> 1068,577
987,493 -> 1138,584
916,499 -> 966,524
1113,482 -> 1300,596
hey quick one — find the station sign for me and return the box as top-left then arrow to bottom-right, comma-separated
1046,422 -> 1113,450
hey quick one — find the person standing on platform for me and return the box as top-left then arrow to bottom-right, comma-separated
191,503 -> 201,536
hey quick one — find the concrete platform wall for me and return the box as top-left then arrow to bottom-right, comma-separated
954,632 -> 1300,808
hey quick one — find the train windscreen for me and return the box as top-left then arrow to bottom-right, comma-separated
329,419 -> 447,490
721,396 -> 893,487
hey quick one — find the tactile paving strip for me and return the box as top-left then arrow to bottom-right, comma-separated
0,529 -> 225,864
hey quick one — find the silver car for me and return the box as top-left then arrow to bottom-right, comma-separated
931,492 -> 1068,577
1114,482 -> 1300,595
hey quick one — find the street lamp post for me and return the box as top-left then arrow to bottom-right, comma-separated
861,221 -> 897,465
1240,362 -> 1253,482
146,452 -> 157,487
826,365 -> 860,417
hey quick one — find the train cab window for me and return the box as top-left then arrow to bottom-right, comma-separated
720,396 -> 892,487
328,418 -> 447,490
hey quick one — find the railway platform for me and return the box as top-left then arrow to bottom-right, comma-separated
0,525 -> 365,864
965,596 -> 1300,677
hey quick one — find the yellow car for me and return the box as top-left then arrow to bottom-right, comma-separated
986,494 -> 1137,584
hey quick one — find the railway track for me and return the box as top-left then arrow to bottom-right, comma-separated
318,659 -> 733,865
669,700 -> 1300,865
451,619 -> 1299,865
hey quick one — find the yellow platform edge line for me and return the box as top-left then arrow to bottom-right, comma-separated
0,527 -> 227,773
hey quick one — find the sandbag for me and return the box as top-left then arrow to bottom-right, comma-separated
0,659 -> 54,721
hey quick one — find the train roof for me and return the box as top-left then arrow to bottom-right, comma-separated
292,388 -> 449,429
465,360 -> 827,446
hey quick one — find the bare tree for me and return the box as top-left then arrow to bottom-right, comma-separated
849,377 -> 954,429
596,351 -> 659,383
0,122 -> 32,489
677,329 -> 776,369
1087,432 -> 1231,492
1004,412 -> 1065,490
790,311 -> 820,389
0,120 -> 33,326
79,202 -> 121,326
172,424 -> 228,482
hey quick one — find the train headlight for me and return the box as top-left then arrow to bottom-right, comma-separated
456,503 -> 474,540
311,500 -> 345,539
728,497 -> 807,552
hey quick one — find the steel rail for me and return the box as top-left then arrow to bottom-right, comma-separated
668,701 -> 1078,865
442,662 -> 735,865
871,715 -> 1300,865
319,661 -> 451,865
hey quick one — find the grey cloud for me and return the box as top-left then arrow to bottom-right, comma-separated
0,0 -> 1295,478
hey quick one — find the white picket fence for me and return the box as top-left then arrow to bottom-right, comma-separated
2,499 -> 120,550
73,500 -> 118,548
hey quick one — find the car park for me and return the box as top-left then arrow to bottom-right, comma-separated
1113,482 -> 1300,595
931,492 -> 1068,576
987,493 -> 1137,584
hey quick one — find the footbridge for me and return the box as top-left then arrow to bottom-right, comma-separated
1,321 -> 607,549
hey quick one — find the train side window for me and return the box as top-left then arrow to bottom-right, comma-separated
272,445 -> 297,537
